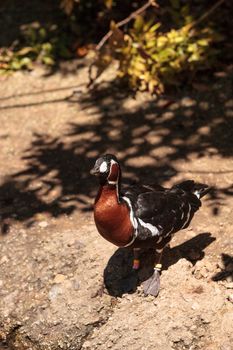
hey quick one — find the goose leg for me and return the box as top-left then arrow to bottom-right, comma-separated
154,248 -> 164,272
143,248 -> 164,297
132,248 -> 140,270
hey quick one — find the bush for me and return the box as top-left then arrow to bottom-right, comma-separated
114,16 -> 219,93
0,0 -> 227,95
81,0 -> 224,93
0,21 -> 73,73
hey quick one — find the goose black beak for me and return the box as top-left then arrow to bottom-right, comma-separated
90,166 -> 99,176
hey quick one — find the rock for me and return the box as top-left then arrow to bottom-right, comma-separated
82,340 -> 91,348
221,312 -> 233,337
0,256 -> 9,265
48,284 -> 63,301
38,221 -> 48,228
191,302 -> 200,310
72,279 -> 80,291
53,274 -> 66,284
220,342 -> 232,350
193,260 -> 215,279
226,275 -> 233,283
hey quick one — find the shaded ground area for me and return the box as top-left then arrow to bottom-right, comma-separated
0,59 -> 233,349
0,0 -> 61,47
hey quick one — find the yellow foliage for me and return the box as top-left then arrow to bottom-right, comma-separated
112,14 -> 219,93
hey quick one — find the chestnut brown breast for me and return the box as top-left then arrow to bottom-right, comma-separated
94,186 -> 134,247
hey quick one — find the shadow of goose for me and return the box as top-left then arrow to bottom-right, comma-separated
103,232 -> 216,297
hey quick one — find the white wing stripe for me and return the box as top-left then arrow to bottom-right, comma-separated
138,218 -> 160,236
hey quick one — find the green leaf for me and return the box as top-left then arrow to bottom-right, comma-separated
42,56 -> 55,65
134,16 -> 144,32
197,39 -> 209,47
39,27 -> 47,40
17,47 -> 35,56
148,22 -> 161,33
20,57 -> 32,67
42,42 -> 53,52
10,60 -> 22,70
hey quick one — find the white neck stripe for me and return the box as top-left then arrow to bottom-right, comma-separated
122,196 -> 138,247
108,180 -> 118,185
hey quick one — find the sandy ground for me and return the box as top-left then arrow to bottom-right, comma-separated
0,61 -> 232,349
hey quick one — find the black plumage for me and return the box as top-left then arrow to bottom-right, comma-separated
122,180 -> 209,249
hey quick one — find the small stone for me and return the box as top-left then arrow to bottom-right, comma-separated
191,302 -> 200,310
73,279 -> 80,291
0,256 -> 8,264
227,294 -> 233,303
53,274 -> 66,284
82,341 -> 91,348
38,221 -> 48,228
180,96 -> 196,107
221,342 -> 232,350
48,285 -> 62,301
226,275 -> 233,283
204,261 -> 215,273
19,229 -> 26,234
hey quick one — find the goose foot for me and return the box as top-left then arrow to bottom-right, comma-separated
143,266 -> 161,297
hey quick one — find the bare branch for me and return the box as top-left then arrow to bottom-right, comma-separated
96,0 -> 159,51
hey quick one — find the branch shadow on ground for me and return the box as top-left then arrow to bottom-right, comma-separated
0,72 -> 233,233
104,232 -> 216,297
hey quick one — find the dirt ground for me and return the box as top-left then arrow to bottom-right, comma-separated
0,60 -> 233,350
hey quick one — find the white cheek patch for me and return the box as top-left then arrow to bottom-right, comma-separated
99,161 -> 108,173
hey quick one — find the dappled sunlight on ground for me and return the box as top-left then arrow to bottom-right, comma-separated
0,64 -> 232,233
